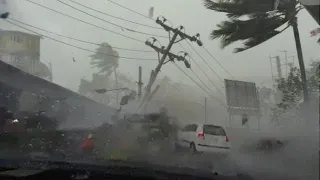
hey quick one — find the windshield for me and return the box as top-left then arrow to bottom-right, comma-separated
0,0 -> 319,180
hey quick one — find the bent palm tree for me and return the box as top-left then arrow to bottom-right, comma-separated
90,42 -> 120,103
204,0 -> 309,102
90,42 -> 119,76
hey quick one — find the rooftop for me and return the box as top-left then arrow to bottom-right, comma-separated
0,29 -> 41,38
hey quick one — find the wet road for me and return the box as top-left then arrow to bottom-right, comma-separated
0,133 -> 318,180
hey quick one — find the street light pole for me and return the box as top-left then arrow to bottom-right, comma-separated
278,50 -> 288,78
204,97 -> 207,124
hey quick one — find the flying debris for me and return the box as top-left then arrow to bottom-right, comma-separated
310,27 -> 320,37
72,57 -> 76,62
0,12 -> 9,19
148,7 -> 154,19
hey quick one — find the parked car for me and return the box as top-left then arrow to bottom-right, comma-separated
175,123 -> 231,155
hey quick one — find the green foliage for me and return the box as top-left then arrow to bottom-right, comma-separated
270,62 -> 319,123
276,67 -> 302,109
269,61 -> 319,124
306,60 -> 320,92
90,42 -> 119,76
203,0 -> 300,52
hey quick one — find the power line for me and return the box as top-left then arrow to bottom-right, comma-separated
56,0 -> 167,38
105,0 -> 152,20
202,46 -> 235,79
9,18 -> 154,53
25,0 -> 145,43
190,68 -> 216,96
173,63 -> 209,95
173,63 -> 226,107
5,20 -> 157,61
185,41 -> 224,83
179,43 -> 225,97
190,68 -> 226,106
103,0 -> 234,81
68,0 -> 162,30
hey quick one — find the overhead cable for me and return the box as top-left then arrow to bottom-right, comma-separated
185,41 -> 224,83
202,46 -> 235,79
179,43 -> 225,97
9,18 -> 154,53
5,20 -> 157,61
25,0 -> 145,43
105,0 -> 152,20
56,0 -> 167,38
104,0 -> 234,80
173,63 -> 227,107
68,0 -> 162,30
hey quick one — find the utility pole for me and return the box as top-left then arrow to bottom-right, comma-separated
143,85 -> 161,113
276,56 -> 282,79
204,97 -> 207,124
139,16 -> 202,110
137,66 -> 143,100
278,50 -> 288,78
113,67 -> 119,104
269,56 -> 276,89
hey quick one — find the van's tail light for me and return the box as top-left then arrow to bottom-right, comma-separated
197,132 -> 205,139
225,136 -> 229,142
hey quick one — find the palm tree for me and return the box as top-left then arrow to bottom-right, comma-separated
90,42 -> 120,102
90,42 -> 119,76
204,0 -> 309,102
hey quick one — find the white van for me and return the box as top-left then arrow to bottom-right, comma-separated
175,123 -> 231,155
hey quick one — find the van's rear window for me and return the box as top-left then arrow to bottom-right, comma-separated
203,125 -> 226,136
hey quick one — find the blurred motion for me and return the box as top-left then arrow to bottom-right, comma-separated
0,0 -> 319,180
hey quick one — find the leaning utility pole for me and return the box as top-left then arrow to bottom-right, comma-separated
113,67 -> 119,104
137,66 -> 143,100
139,16 -> 202,110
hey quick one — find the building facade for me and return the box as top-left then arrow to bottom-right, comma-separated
0,30 -> 41,75
0,30 -> 53,114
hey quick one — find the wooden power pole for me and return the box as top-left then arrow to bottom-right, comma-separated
139,16 -> 202,110
137,66 -> 143,100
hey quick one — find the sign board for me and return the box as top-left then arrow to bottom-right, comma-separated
224,79 -> 260,116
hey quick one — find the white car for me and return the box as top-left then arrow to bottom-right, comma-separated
175,123 -> 231,155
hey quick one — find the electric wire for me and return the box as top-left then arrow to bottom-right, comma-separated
202,46 -> 235,79
9,18 -> 154,53
105,0 -> 152,20
179,43 -> 225,97
5,20 -> 157,61
185,41 -> 224,83
25,0 -> 145,43
103,0 -> 234,81
68,0 -> 162,30
56,0 -> 167,38
173,63 -> 227,107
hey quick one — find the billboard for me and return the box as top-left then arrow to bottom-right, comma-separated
224,79 -> 260,116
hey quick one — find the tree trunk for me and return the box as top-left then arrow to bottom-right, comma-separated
113,67 -> 119,104
292,19 -> 309,102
